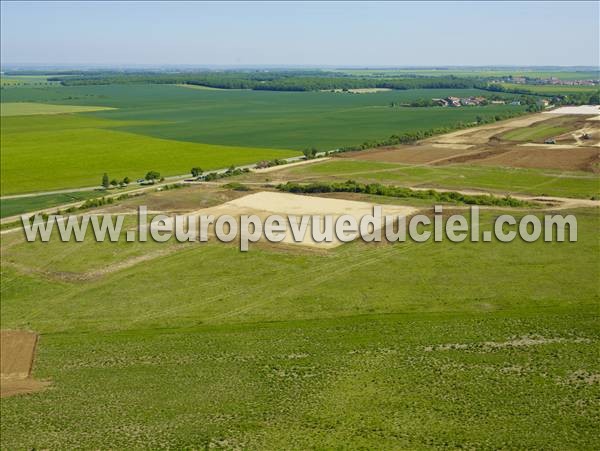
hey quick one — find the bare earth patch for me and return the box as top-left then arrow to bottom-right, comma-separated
425,113 -> 557,145
474,147 -> 600,172
253,158 -> 331,173
423,335 -> 592,353
558,370 -> 600,386
544,105 -> 600,116
159,191 -> 418,249
1,330 -> 50,398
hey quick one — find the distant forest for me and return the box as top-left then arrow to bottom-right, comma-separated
5,69 -> 598,104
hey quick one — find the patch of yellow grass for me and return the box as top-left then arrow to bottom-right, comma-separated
0,102 -> 116,117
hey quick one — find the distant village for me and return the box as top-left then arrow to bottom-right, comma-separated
492,75 -> 599,87
433,96 -> 488,107
431,96 -> 550,108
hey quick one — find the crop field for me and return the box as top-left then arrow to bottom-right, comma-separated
0,83 -> 531,195
1,84 -> 525,150
0,102 -> 116,116
0,190 -> 107,219
1,114 -> 298,195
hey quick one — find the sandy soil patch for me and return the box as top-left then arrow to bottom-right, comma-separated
544,105 -> 600,116
430,143 -> 475,150
424,335 -> 591,353
1,330 -> 50,398
559,370 -> 600,386
159,191 -> 417,249
325,88 -> 392,94
253,158 -> 331,174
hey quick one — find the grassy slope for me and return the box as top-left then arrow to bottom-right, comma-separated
1,114 -> 298,195
285,159 -> 600,199
0,208 -> 598,448
502,124 -> 568,141
1,84 -> 526,150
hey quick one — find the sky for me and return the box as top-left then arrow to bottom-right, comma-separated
1,1 -> 598,67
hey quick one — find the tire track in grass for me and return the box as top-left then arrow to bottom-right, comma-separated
205,240 -> 437,324
126,241 -> 408,326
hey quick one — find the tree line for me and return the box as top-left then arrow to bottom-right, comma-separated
48,71 -> 485,92
277,180 -> 530,207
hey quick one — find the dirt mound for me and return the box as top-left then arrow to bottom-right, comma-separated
1,330 -> 50,398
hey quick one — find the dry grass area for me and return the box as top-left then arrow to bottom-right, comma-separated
340,144 -> 483,165
475,147 -> 600,172
100,185 -> 249,215
1,330 -> 50,398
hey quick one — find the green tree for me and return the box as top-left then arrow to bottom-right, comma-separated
191,167 -> 203,177
110,179 -> 119,187
303,147 -> 319,159
102,173 -> 109,189
145,171 -> 161,183
122,177 -> 130,185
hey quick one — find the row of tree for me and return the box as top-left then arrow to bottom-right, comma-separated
277,180 -> 529,207
49,71 -> 484,92
101,170 -> 161,188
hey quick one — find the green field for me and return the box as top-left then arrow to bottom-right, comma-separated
0,84 -> 528,195
1,114 -> 298,195
334,69 -> 600,80
500,82 -> 600,95
0,102 -> 116,116
0,75 -> 59,87
0,190 -> 106,218
285,159 -> 600,199
502,124 -> 569,142
1,75 -> 598,448
1,205 -> 598,448
0,84 -> 525,150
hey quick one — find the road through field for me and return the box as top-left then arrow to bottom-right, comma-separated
0,156 -> 305,200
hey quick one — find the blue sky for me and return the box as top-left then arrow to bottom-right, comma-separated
1,1 -> 598,67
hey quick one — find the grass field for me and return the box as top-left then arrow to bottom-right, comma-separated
0,190 -> 106,218
502,124 -> 569,142
1,75 -> 598,448
500,82 -> 600,95
1,114 -> 299,195
0,102 -> 116,116
284,159 -> 600,199
0,75 -> 59,87
1,204 -> 598,448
